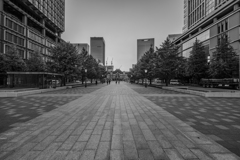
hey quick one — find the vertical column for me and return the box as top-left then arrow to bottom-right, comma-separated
234,4 -> 239,11
0,0 -> 3,12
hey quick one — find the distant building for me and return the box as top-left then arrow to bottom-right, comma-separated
168,34 -> 182,42
90,37 -> 105,65
137,38 -> 154,61
0,0 -> 65,62
106,65 -> 114,72
72,43 -> 89,54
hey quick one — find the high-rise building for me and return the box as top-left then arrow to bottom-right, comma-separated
174,0 -> 239,59
0,0 -> 65,61
137,38 -> 154,61
90,37 -> 105,65
72,43 -> 89,54
183,0 -> 228,33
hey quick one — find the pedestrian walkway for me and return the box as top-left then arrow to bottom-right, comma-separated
0,83 -> 239,160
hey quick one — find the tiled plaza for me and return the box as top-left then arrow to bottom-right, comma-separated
0,83 -> 239,160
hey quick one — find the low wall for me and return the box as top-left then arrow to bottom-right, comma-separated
162,87 -> 240,97
0,86 -> 69,97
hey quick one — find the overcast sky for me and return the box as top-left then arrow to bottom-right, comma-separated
62,0 -> 184,71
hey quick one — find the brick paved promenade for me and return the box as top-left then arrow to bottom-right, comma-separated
0,83 -> 239,160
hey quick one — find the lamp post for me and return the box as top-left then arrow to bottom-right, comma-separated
53,69 -> 56,89
207,54 -> 211,65
144,69 -> 147,88
85,69 -> 87,88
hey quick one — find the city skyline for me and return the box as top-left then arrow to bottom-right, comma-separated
62,0 -> 184,71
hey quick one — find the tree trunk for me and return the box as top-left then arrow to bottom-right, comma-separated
91,79 -> 92,83
150,79 -> 152,85
165,78 -> 168,86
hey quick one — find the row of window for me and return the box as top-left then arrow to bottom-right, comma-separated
206,0 -> 215,16
27,0 -> 64,30
28,30 -> 44,44
5,32 -> 25,47
46,40 -> 55,48
182,29 -> 210,50
189,3 -> 205,27
217,20 -> 228,34
28,41 -> 44,54
5,18 -> 25,35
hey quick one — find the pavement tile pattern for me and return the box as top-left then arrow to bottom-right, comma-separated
0,83 -> 239,160
0,85 -> 105,134
130,84 -> 240,157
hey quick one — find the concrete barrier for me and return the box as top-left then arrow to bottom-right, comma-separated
162,87 -> 240,98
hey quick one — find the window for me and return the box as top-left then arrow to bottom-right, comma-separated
225,20 -> 228,30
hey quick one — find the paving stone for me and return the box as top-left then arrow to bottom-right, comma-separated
211,153 -> 239,160
35,143 -> 62,160
79,150 -> 96,160
147,141 -> 167,159
65,151 -> 82,160
92,125 -> 104,135
122,129 -> 134,141
142,129 -> 156,140
101,130 -> 111,141
58,136 -> 78,150
78,130 -> 93,141
19,151 -> 41,160
123,140 -> 138,160
190,149 -> 213,160
215,125 -> 229,130
85,134 -> 101,149
95,142 -> 110,160
134,134 -> 149,149
110,150 -> 124,160
104,122 -> 113,129
111,134 -> 123,150
33,136 -> 57,151
138,149 -> 154,160
86,121 -> 97,130
49,151 -> 68,160
164,149 -> 184,160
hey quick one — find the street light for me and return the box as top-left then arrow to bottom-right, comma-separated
144,69 -> 147,88
207,54 -> 211,65
85,69 -> 87,88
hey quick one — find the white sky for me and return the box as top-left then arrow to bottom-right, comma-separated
62,0 -> 184,71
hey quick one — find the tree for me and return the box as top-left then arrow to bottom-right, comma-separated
155,38 -> 183,86
140,46 -> 156,84
208,34 -> 239,78
26,51 -> 46,72
2,45 -> 27,72
50,42 -> 80,84
187,39 -> 209,83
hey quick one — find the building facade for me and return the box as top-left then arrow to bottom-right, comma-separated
137,38 -> 154,61
0,0 -> 65,61
90,37 -> 105,65
168,34 -> 182,42
175,0 -> 240,60
72,43 -> 89,54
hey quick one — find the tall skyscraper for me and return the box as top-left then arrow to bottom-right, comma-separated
90,37 -> 105,65
183,0 -> 229,33
0,0 -> 65,61
137,38 -> 154,61
72,43 -> 89,54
